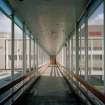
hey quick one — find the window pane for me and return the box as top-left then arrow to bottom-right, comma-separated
31,39 -> 34,68
26,35 -> 30,70
0,11 -> 11,82
73,32 -> 76,73
88,3 -> 104,93
79,23 -> 85,79
14,24 -> 23,77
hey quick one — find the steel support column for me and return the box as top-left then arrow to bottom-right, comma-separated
104,0 -> 105,94
71,37 -> 73,71
79,27 -> 82,76
76,23 -> 79,75
11,11 -> 15,104
66,40 -> 70,70
33,40 -> 35,69
23,23 -> 26,74
11,12 -> 14,80
64,46 -> 66,67
36,39 -> 38,69
29,33 -> 31,71
69,39 -> 71,71
85,14 -> 88,81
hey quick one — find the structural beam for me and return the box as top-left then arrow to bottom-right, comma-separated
23,23 -> 26,74
11,12 -> 14,80
33,40 -> 35,69
85,14 -> 88,81
29,33 -> 31,71
66,40 -> 70,70
76,23 -> 79,75
104,0 -> 105,94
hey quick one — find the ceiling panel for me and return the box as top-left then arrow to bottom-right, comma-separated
8,0 -> 88,55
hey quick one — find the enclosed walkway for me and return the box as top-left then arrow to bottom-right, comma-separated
14,66 -> 84,105
0,0 -> 105,105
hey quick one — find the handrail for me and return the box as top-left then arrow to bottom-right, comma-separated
0,71 -> 34,104
60,65 -> 105,104
0,68 -> 37,95
38,64 -> 48,72
57,64 -> 96,105
0,75 -> 27,95
0,64 -> 47,104
71,71 -> 105,103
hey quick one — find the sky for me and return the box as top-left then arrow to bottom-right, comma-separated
88,3 -> 104,25
0,11 -> 11,33
0,11 -> 23,38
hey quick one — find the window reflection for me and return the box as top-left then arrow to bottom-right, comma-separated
73,33 -> 76,73
79,23 -> 85,79
0,11 -> 11,84
14,24 -> 23,77
26,35 -> 30,71
88,3 -> 104,93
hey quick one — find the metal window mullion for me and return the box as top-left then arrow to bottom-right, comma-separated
23,23 -> 26,74
5,40 -> 6,70
62,48 -> 63,65
38,45 -> 40,68
29,34 -> 31,71
11,12 -> 14,81
33,40 -> 35,69
37,43 -> 38,69
35,41 -> 37,69
76,23 -> 79,75
67,40 -> 70,70
6,40 -> 9,69
66,43 -> 67,68
35,40 -> 37,69
91,39 -> 93,75
37,42 -> 39,68
79,27 -> 82,76
104,0 -> 105,94
42,52 -> 44,65
41,49 -> 42,65
69,40 -> 71,71
11,11 -> 15,104
71,36 -> 73,71
64,46 -> 66,67
68,41 -> 70,69
36,39 -> 38,69
85,14 -> 88,81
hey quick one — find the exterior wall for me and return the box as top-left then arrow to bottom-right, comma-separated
80,25 -> 104,77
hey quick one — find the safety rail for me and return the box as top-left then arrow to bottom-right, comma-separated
57,64 -> 105,105
0,65 -> 47,105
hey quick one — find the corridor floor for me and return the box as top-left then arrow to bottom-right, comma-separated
16,65 -> 85,105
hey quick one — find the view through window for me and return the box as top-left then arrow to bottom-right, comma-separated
88,3 -> 104,92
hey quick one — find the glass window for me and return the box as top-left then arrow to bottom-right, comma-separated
31,39 -> 34,69
88,3 -> 104,93
0,10 -> 12,103
26,35 -> 30,71
38,47 -> 41,66
0,11 -> 11,83
69,40 -> 71,70
14,24 -> 23,77
73,32 -> 76,73
35,42 -> 37,68
79,23 -> 85,79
